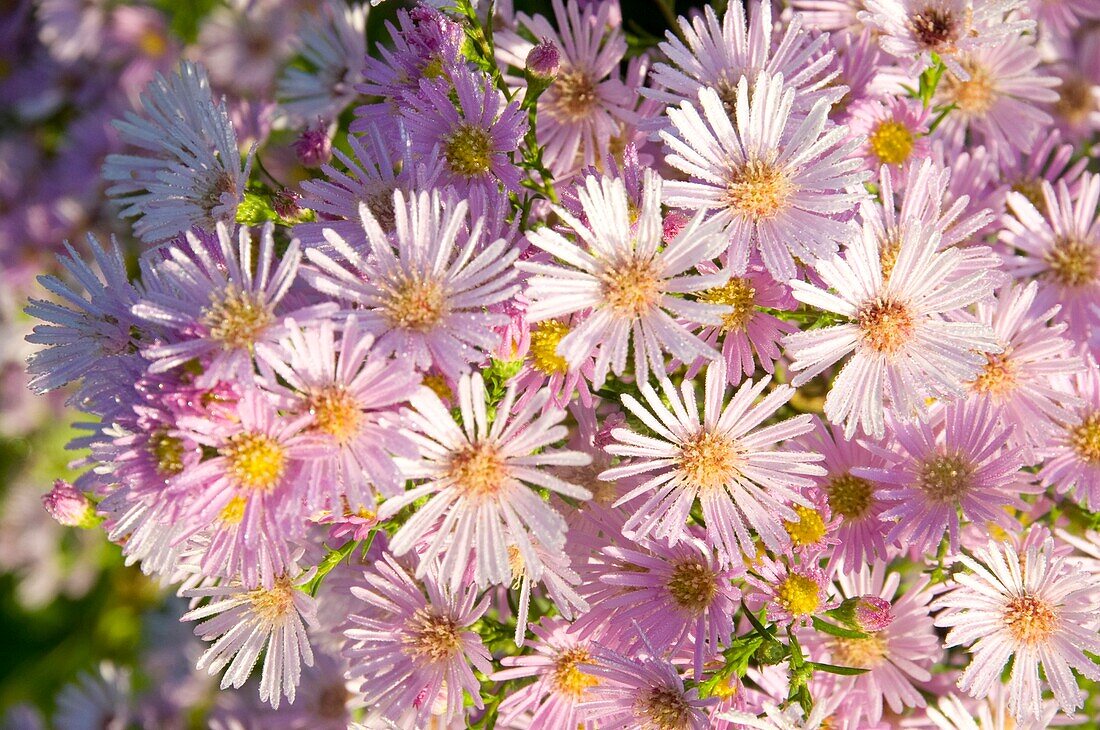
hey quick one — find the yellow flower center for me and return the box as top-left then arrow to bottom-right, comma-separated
547,67 -> 598,121
1045,236 -> 1098,288
222,432 -> 287,492
383,274 -> 448,331
776,573 -> 821,617
448,442 -> 508,500
246,576 -> 296,622
678,431 -> 742,492
138,29 -> 168,58
970,352 -> 1017,399
308,386 -> 362,445
945,63 -> 996,115
148,429 -> 185,477
422,374 -> 452,401
725,159 -> 794,221
666,561 -> 719,614
784,505 -> 827,547
917,453 -> 974,504
1070,413 -> 1100,464
551,646 -> 599,698
826,473 -> 875,519
1011,177 -> 1045,210
699,277 -> 757,332
402,608 -> 463,662
856,298 -> 914,355
219,495 -> 248,525
829,633 -> 888,669
1053,75 -> 1094,125
639,686 -> 692,730
878,236 -> 902,281
529,321 -> 570,375
600,257 -> 662,317
202,286 -> 273,350
869,120 -> 915,166
444,124 -> 493,178
1003,593 -> 1058,645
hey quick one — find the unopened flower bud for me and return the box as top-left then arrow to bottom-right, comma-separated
854,595 -> 894,632
294,121 -> 332,167
526,39 -> 560,79
42,480 -> 96,528
662,211 -> 690,243
272,188 -> 302,219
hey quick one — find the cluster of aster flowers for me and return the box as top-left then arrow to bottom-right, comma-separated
18,0 -> 1100,726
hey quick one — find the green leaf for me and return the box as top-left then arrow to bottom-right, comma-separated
813,615 -> 869,640
810,661 -> 871,676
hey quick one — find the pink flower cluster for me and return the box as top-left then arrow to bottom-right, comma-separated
20,0 -> 1100,726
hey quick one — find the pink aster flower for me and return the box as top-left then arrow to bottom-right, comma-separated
1040,362 -> 1100,510
958,281 -> 1083,456
747,558 -> 835,626
303,191 -> 520,379
784,219 -> 1001,439
791,0 -> 871,34
860,400 -> 1033,555
996,129 -> 1088,211
492,617 -> 600,729
102,61 -> 252,243
845,97 -> 931,183
859,0 -> 1033,77
170,389 -> 326,588
575,535 -> 742,679
926,685 -> 1061,730
494,0 -> 635,178
662,72 -> 867,279
518,170 -> 730,389
645,1 -> 838,123
182,572 -> 318,710
806,562 -> 940,726
600,358 -> 824,566
402,70 -> 527,195
797,417 -> 894,572
683,256 -> 798,385
932,534 -> 1100,720
378,372 -> 591,592
343,554 -> 491,727
509,314 -> 595,413
932,38 -> 1059,161
259,316 -> 421,511
1001,173 -> 1100,344
580,644 -> 715,730
24,235 -> 145,410
133,223 -> 329,384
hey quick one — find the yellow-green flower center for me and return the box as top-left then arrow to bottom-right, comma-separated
148,429 -> 185,477
970,352 -> 1017,399
856,297 -> 914,355
639,686 -> 692,730
309,386 -> 362,445
202,286 -> 273,350
222,432 -> 286,492
403,608 -> 463,662
247,576 -> 296,621
1003,593 -> 1058,646
917,453 -> 973,504
383,273 -> 448,331
699,277 -> 757,332
826,473 -> 875,519
1070,413 -> 1100,464
529,321 -> 570,375
678,431 -> 742,491
444,124 -> 493,178
600,257 -> 662,317
725,159 -> 794,221
666,561 -> 719,614
784,505 -> 827,547
448,442 -> 508,499
829,633 -> 888,668
869,120 -> 915,166
1045,236 -> 1098,288
551,646 -> 599,698
775,573 -> 821,617
547,67 -> 598,122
